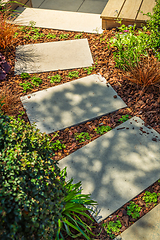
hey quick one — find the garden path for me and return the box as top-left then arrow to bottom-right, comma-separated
15,6 -> 160,240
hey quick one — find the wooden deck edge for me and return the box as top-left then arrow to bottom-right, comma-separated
102,18 -> 145,30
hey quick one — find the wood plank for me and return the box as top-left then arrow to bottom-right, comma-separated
102,18 -> 143,30
119,0 -> 142,20
101,0 -> 125,19
136,0 -> 156,21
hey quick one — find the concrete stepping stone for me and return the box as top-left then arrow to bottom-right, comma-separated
20,74 -> 126,133
58,116 -> 160,222
15,39 -> 93,75
114,203 -> 160,240
13,8 -> 103,33
77,0 -> 108,14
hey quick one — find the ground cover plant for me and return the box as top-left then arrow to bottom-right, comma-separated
67,70 -> 79,79
127,201 -> 142,219
0,1 -> 160,239
95,125 -> 112,135
74,132 -> 91,143
142,191 -> 158,206
118,114 -> 130,123
102,219 -> 122,239
48,74 -> 62,83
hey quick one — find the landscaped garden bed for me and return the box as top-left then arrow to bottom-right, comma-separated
0,1 -> 160,239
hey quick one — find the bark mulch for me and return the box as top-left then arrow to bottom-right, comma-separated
0,24 -> 160,239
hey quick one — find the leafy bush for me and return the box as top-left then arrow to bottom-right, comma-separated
110,0 -> 160,70
0,113 -> 97,239
0,53 -> 11,80
110,24 -> 149,70
145,0 -> 160,58
0,112 -> 67,239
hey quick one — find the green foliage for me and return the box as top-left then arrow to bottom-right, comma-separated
75,132 -> 91,143
127,201 -> 141,219
102,220 -> 122,239
31,77 -> 42,86
110,1 -> 160,70
52,140 -> 66,151
68,71 -> 79,79
143,191 -> 158,205
46,33 -> 56,39
95,125 -> 112,135
144,0 -> 160,59
48,74 -> 62,83
74,33 -> 83,39
83,66 -> 95,74
110,24 -> 149,70
56,168 -> 97,240
19,81 -> 33,92
0,112 -> 67,239
59,34 -> 69,39
13,32 -> 19,38
118,115 -> 130,123
20,72 -> 30,79
22,23 -> 45,40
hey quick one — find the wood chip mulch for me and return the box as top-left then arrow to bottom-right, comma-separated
0,24 -> 160,239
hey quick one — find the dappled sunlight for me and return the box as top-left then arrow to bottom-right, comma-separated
59,117 -> 160,222
21,74 -> 126,133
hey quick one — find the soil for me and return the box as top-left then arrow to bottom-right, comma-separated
0,24 -> 160,239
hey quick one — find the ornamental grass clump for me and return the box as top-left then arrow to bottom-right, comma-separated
124,57 -> 160,91
0,112 -> 67,239
0,3 -> 18,49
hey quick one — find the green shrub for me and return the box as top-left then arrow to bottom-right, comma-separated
145,0 -> 160,55
110,24 -> 149,70
0,113 -> 67,239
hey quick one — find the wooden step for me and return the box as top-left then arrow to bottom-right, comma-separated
101,0 -> 156,30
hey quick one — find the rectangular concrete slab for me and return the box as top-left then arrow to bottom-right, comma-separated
13,8 -> 103,33
20,74 -> 127,133
40,0 -> 84,12
58,116 -> 160,222
114,203 -> 160,240
78,0 -> 108,14
15,39 -> 93,75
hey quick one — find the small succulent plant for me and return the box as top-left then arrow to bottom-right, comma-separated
0,53 -> 11,80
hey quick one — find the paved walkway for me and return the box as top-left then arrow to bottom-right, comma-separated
14,7 -> 103,33
21,0 -> 109,14
16,6 -> 160,239
20,74 -> 126,133
15,39 -> 93,74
